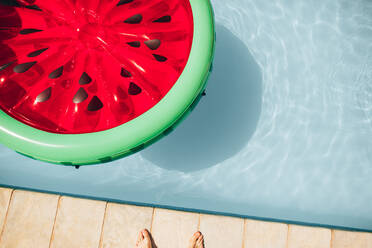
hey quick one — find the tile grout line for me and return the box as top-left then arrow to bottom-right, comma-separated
150,208 -> 156,233
197,213 -> 201,231
330,229 -> 334,248
241,219 -> 247,248
48,195 -> 62,248
98,202 -> 109,248
286,224 -> 290,248
0,189 -> 15,244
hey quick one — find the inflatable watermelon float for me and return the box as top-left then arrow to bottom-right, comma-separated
0,0 -> 215,165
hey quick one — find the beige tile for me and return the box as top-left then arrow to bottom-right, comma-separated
288,225 -> 331,248
199,214 -> 244,248
332,230 -> 372,248
244,219 -> 288,248
100,203 -> 153,248
50,196 -> 106,248
0,190 -> 59,248
151,208 -> 199,248
0,188 -> 12,235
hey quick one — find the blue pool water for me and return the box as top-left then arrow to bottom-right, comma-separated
1,0 -> 372,231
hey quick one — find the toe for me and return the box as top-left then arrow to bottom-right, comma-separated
139,230 -> 144,241
136,230 -> 144,246
191,232 -> 199,241
142,229 -> 151,240
196,237 -> 204,248
142,229 -> 153,248
189,231 -> 201,247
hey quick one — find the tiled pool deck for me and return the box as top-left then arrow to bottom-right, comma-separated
0,188 -> 371,248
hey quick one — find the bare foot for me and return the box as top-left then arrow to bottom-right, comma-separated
136,229 -> 152,248
188,231 -> 204,248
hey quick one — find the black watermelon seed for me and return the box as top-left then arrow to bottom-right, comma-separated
36,87 -> 52,103
124,14 -> 142,24
153,16 -> 171,23
87,96 -> 103,111
153,54 -> 167,62
13,61 -> 37,73
20,29 -> 43,35
128,82 -> 142,95
79,72 -> 92,85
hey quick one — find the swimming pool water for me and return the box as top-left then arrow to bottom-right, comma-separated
1,0 -> 372,231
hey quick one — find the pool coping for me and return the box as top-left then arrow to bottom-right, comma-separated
1,183 -> 371,234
